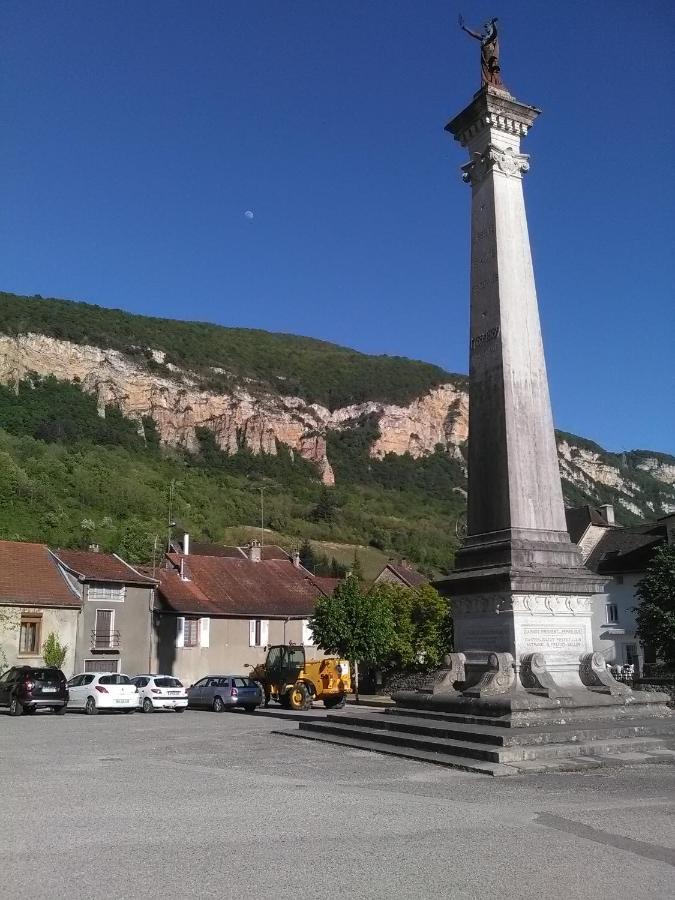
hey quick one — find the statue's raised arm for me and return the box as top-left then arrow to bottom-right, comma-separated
459,15 -> 504,88
458,14 -> 482,42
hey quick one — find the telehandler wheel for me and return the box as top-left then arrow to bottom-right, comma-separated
287,683 -> 310,711
324,694 -> 346,710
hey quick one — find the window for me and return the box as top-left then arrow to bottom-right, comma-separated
87,583 -> 125,603
233,677 -> 247,688
19,616 -> 42,655
605,603 -> 619,624
68,675 -> 83,688
99,674 -> 131,685
83,659 -> 119,674
249,619 -> 269,647
94,609 -> 115,648
183,618 -> 199,647
155,677 -> 182,688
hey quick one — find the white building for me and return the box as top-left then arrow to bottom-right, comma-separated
565,505 -> 674,673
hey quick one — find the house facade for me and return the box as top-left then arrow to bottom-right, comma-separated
52,549 -> 157,676
565,505 -> 675,672
0,541 -> 80,674
152,541 -> 328,685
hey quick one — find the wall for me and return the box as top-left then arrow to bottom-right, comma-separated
591,573 -> 643,669
154,614 -> 326,685
75,583 -> 154,675
0,606 -> 79,675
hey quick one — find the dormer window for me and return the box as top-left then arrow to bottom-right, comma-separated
87,583 -> 125,603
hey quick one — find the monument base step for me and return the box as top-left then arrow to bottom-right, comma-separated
285,706 -> 675,775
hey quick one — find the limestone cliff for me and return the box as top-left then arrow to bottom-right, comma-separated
0,332 -> 673,519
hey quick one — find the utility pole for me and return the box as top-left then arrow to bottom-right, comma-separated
260,487 -> 265,550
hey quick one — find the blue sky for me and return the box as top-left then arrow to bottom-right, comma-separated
2,1 -> 674,454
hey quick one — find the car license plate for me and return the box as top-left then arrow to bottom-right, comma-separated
169,691 -> 179,696
115,699 -> 127,704
43,687 -> 57,693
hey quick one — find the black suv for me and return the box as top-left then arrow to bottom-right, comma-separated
0,666 -> 69,716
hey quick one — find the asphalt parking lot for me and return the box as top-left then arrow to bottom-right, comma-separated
1,706 -> 674,900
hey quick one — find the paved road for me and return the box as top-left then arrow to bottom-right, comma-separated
1,707 -> 674,899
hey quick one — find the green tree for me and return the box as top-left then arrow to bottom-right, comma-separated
350,550 -> 365,583
312,487 -> 339,524
42,632 -> 68,668
370,582 -> 451,670
310,574 -> 395,702
634,544 -> 675,667
299,538 -> 316,572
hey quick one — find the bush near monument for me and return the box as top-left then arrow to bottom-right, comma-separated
369,582 -> 451,671
634,545 -> 675,668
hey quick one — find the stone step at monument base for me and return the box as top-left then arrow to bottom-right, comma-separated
285,708 -> 675,776
327,709 -> 675,748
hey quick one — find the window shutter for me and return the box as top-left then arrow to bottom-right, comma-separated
260,620 -> 269,647
249,619 -> 256,647
175,617 -> 185,648
199,617 -> 210,648
302,619 -> 314,646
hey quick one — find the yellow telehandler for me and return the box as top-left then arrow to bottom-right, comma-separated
247,643 -> 351,711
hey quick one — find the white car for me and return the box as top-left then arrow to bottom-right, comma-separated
66,672 -> 138,715
131,674 -> 188,713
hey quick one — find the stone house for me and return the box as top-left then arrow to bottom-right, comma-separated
565,505 -> 675,672
373,560 -> 427,588
152,541 -> 330,685
51,549 -> 157,676
0,541 -> 80,673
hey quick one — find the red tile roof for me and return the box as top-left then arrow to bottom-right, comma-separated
0,541 -> 80,608
157,554 -> 327,617
188,542 -> 290,561
52,550 -> 157,585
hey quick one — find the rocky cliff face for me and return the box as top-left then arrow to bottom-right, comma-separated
1,333 -> 673,518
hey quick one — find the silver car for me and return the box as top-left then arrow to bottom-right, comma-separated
186,675 -> 263,713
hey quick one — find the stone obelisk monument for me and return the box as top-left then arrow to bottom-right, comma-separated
296,21 -> 673,768
440,20 -> 608,696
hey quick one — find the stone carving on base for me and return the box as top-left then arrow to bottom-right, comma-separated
463,652 -> 516,697
579,652 -> 632,696
519,652 -> 572,699
418,653 -> 466,695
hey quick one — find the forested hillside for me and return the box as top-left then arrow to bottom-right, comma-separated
1,292 -> 673,571
0,292 -> 457,409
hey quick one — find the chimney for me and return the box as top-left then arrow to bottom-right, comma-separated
88,543 -> 100,553
248,540 -> 262,563
292,548 -> 301,568
182,533 -> 190,555
599,504 -> 615,526
179,558 -> 190,581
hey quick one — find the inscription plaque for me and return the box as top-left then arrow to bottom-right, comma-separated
519,625 -> 585,653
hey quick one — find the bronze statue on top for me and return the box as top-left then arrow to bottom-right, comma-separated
459,15 -> 503,88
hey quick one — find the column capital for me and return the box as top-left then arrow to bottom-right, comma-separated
446,86 -> 540,149
461,144 -> 530,186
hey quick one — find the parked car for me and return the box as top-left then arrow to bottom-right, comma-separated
187,675 -> 263,712
0,666 -> 68,716
131,674 -> 188,713
66,672 -> 137,714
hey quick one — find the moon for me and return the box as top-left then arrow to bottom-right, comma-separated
244,210 -> 254,220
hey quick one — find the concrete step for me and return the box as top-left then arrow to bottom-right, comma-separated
279,729 -> 519,776
328,711 -> 675,748
298,720 -> 672,764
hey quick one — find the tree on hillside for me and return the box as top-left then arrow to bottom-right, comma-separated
370,582 -> 452,671
310,574 -> 395,702
312,487 -> 340,524
299,538 -> 316,572
350,550 -> 365,583
634,544 -> 675,667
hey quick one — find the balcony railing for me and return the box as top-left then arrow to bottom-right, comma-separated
90,630 -> 121,650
